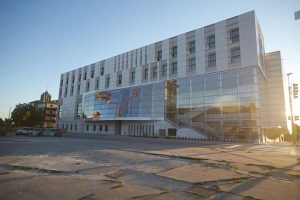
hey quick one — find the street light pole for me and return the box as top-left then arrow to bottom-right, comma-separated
287,73 -> 296,144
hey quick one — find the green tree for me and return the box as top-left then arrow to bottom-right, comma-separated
11,104 -> 42,127
0,118 -> 4,127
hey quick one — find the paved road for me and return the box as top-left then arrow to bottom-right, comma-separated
0,134 -> 223,156
2,133 -> 299,156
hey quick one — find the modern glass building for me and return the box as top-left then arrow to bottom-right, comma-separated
57,11 -> 291,142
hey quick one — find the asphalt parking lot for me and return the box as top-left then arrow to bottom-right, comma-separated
0,134 -> 299,200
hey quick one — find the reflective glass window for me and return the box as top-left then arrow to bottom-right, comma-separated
205,120 -> 222,132
157,50 -> 162,61
223,120 -> 240,137
131,71 -> 135,83
205,74 -> 220,96
177,78 -> 190,99
191,76 -> 204,98
144,68 -> 148,80
230,27 -> 239,42
231,47 -> 241,63
188,58 -> 196,72
152,66 -> 157,79
207,35 -> 215,49
208,53 -> 216,67
189,41 -> 196,53
172,46 -> 177,57
238,68 -> 256,93
106,76 -> 110,88
118,74 -> 122,85
161,64 -> 167,77
171,62 -> 177,75
222,71 -> 237,94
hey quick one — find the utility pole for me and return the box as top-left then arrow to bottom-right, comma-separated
287,73 -> 296,144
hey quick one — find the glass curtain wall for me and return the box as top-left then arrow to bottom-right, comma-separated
170,66 -> 261,139
82,66 -> 262,140
82,82 -> 165,120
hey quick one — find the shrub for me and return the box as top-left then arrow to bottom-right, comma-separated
0,127 -> 7,136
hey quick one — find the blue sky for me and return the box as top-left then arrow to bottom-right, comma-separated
0,0 -> 299,119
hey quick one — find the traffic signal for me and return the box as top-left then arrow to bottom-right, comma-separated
293,83 -> 298,98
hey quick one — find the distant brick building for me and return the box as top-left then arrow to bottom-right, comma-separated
31,91 -> 58,128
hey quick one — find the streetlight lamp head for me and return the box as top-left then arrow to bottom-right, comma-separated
287,73 -> 293,76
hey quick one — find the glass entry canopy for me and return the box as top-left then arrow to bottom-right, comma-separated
82,66 -> 263,139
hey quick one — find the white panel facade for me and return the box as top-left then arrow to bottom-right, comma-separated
57,11 -> 290,141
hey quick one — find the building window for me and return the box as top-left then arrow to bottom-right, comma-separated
77,84 -> 80,93
72,76 -> 75,84
144,68 -> 149,80
64,87 -> 68,97
100,67 -> 104,76
78,74 -> 81,82
70,124 -> 73,130
157,50 -> 162,61
86,82 -> 90,92
189,41 -> 196,53
75,124 -> 77,131
86,124 -> 89,131
66,77 -> 69,85
93,125 -> 96,132
161,64 -> 167,77
91,70 -> 94,78
208,53 -> 216,67
71,85 -> 74,96
151,66 -> 157,80
106,76 -> 110,88
60,79 -> 63,87
118,74 -> 122,85
76,102 -> 82,118
231,47 -> 241,63
170,62 -> 177,75
230,27 -> 239,42
171,46 -> 177,57
58,106 -> 63,118
100,125 -> 102,132
131,71 -> 135,83
188,58 -> 196,72
207,35 -> 215,49
96,79 -> 99,90
84,72 -> 87,80
105,125 -> 108,132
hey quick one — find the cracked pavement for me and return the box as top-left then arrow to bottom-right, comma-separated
0,134 -> 299,200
